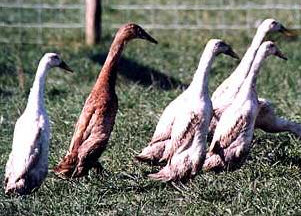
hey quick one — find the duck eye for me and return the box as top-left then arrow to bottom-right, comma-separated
218,42 -> 227,48
52,56 -> 59,60
137,29 -> 142,36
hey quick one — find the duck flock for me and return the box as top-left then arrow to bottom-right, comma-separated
4,19 -> 301,195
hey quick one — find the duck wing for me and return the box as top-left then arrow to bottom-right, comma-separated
165,111 -> 204,160
209,109 -> 249,153
16,129 -> 43,182
67,95 -> 97,153
7,116 -> 45,182
149,101 -> 177,145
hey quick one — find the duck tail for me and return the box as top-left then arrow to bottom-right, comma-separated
135,141 -> 166,165
5,175 -> 43,195
203,152 -> 224,172
148,166 -> 172,182
5,178 -> 26,195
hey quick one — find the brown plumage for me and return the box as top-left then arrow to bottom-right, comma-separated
54,23 -> 157,178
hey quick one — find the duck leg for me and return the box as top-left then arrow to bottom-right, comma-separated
92,161 -> 104,174
255,98 -> 301,139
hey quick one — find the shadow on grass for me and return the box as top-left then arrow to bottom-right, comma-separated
260,136 -> 301,169
266,152 -> 301,169
280,155 -> 301,168
47,87 -> 68,100
90,53 -> 187,90
0,88 -> 13,98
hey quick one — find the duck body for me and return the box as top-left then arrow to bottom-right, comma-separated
5,109 -> 50,195
4,53 -> 72,195
54,23 -> 157,178
255,98 -> 301,139
205,91 -> 259,171
55,74 -> 118,177
148,93 -> 211,181
136,86 -> 209,164
5,106 -> 50,195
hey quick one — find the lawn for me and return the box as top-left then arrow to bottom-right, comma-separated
1,2 -> 301,216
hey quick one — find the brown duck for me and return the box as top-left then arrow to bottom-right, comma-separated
54,23 -> 157,178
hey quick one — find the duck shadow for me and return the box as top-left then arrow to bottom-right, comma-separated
279,155 -> 301,168
90,53 -> 187,90
0,88 -> 13,98
265,152 -> 301,169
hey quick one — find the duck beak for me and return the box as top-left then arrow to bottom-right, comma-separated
140,29 -> 158,44
225,48 -> 240,60
59,61 -> 73,73
275,50 -> 288,60
279,25 -> 296,37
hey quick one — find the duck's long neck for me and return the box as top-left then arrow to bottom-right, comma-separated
231,27 -> 267,80
95,36 -> 126,92
189,47 -> 215,97
25,61 -> 49,112
238,48 -> 267,98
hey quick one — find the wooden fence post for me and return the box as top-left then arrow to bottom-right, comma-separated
85,0 -> 101,45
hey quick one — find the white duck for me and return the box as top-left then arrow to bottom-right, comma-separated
4,53 -> 73,195
209,19 -> 293,135
255,98 -> 301,139
204,41 -> 287,171
136,39 -> 239,165
139,39 -> 239,182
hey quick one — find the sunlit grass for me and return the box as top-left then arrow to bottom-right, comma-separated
0,2 -> 301,215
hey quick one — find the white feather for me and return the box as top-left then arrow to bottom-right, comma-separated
4,53 -> 68,195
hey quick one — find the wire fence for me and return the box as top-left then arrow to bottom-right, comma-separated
102,0 -> 301,31
1,0 -> 300,44
0,0 -> 85,44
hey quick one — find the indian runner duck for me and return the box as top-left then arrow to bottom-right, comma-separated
54,23 -> 157,178
4,53 -> 73,195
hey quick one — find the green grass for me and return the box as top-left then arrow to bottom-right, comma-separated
0,28 -> 300,215
1,1 -> 301,215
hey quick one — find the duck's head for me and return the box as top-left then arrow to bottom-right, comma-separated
115,23 -> 158,44
260,41 -> 287,60
209,39 -> 239,59
259,18 -> 294,36
42,53 -> 73,72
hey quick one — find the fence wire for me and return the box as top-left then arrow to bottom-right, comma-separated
1,0 -> 300,44
0,0 -> 85,44
102,0 -> 301,30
